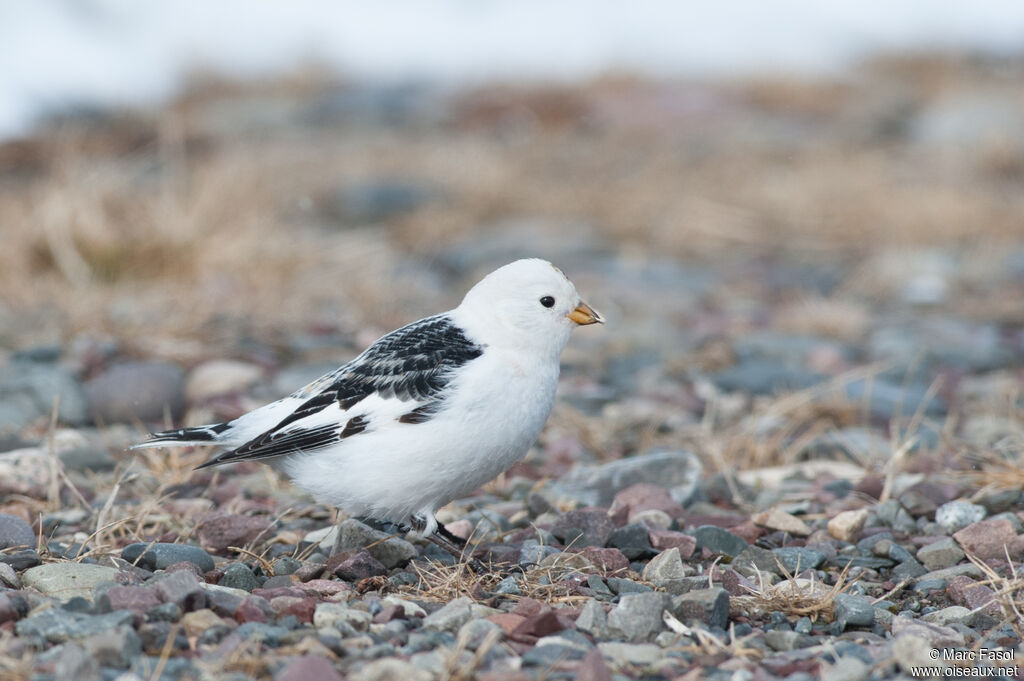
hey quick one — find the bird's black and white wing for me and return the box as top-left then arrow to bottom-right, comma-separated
191,313 -> 484,468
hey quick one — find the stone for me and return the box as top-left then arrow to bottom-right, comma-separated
22,563 -> 119,602
550,508 -> 614,547
182,608 -> 230,637
671,588 -> 729,629
329,549 -> 386,581
326,178 -> 438,225
596,642 -> 663,667
198,513 -> 275,553
153,569 -> 207,611
752,508 -> 812,536
576,647 -> 614,681
122,542 -> 216,572
0,359 -> 89,427
81,625 -> 142,668
764,630 -> 812,652
946,575 -> 1000,615
606,523 -> 655,559
953,518 -> 1024,560
607,592 -> 668,642
314,602 -> 371,631
648,529 -> 696,556
456,618 -> 502,650
276,654 -> 345,681
492,575 -> 521,596
219,563 -> 259,592
579,547 -> 630,574
921,606 -> 971,626
731,545 -> 779,578
0,513 -> 35,549
16,609 -> 134,643
692,525 -> 747,557
823,656 -> 870,681
559,449 -> 702,507
935,500 -> 986,534
890,615 -> 965,647
0,562 -> 20,588
827,509 -> 868,543
54,643 -> 101,681
916,537 -> 965,570
422,596 -> 474,633
610,483 -> 684,520
330,519 -> 417,568
185,360 -> 263,403
641,548 -> 687,585
576,599 -> 610,639
84,360 -> 186,423
772,547 -> 825,574
100,585 -> 161,612
832,594 -> 875,630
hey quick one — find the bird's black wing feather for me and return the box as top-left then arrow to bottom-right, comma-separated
196,314 -> 483,468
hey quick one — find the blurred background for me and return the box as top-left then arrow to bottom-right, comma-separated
2,1 -> 1024,471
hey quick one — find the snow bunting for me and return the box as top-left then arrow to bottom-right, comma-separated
134,259 -> 602,559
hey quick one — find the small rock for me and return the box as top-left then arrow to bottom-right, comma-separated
0,513 -> 36,550
15,609 -> 134,643
823,656 -> 870,681
181,608 -> 229,637
0,562 -> 20,588
331,519 -> 417,568
80,625 -> 142,668
422,596 -> 474,633
890,615 -> 965,647
84,360 -> 185,423
606,523 -> 655,559
772,547 -> 826,574
596,641 -> 663,667
576,647 -> 614,681
610,483 -> 684,520
100,585 -> 161,612
54,643 -> 100,681
551,508 -> 614,547
671,588 -> 729,629
916,537 -> 965,570
276,654 -> 344,681
764,629 -> 811,652
752,508 -> 812,536
607,592 -> 668,642
560,449 -> 702,507
153,570 -> 206,611
185,360 -> 263,403
0,359 -> 89,427
314,602 -> 371,631
952,518 -> 1024,560
946,575 -> 1000,615
329,549 -> 386,582
456,618 -> 502,650
219,563 -> 259,592
692,525 -> 747,557
833,593 -> 875,631
22,563 -> 119,602
935,500 -> 987,534
122,542 -> 216,573
648,529 -> 696,556
576,599 -> 609,639
578,546 -> 630,574
198,513 -> 275,553
493,575 -> 521,596
921,606 -> 970,626
641,548 -> 686,585
827,509 -> 868,543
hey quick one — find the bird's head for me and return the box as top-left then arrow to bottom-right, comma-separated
456,258 -> 603,356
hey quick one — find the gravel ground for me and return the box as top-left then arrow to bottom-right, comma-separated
2,55 -> 1024,680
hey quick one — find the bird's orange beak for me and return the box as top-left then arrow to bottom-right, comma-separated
568,301 -> 604,325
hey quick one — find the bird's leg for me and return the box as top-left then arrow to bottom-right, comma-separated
409,514 -> 488,573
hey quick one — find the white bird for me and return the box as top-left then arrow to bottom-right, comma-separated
134,259 -> 602,559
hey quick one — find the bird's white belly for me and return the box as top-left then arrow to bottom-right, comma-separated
283,353 -> 558,525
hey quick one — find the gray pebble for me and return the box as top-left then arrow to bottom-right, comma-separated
832,593 -> 875,631
121,542 -> 215,573
692,526 -> 748,557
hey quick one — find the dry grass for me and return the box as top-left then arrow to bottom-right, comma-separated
965,551 -> 1024,637
731,562 -> 856,623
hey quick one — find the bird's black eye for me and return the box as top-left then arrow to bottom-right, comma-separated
540,296 -> 555,308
